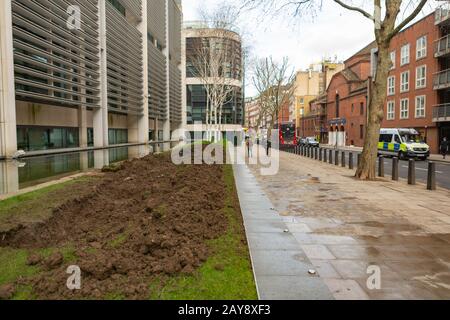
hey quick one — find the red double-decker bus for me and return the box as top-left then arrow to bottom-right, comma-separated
275,122 -> 297,145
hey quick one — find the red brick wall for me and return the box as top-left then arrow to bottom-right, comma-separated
382,13 -> 439,153
278,101 -> 290,124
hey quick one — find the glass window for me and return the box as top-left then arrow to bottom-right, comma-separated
401,44 -> 410,66
416,36 -> 427,60
416,65 -> 426,89
16,126 -> 79,151
400,71 -> 409,92
380,134 -> 393,143
108,0 -> 126,16
400,99 -> 409,119
387,76 -> 395,95
108,129 -> 128,145
415,95 -> 426,118
390,51 -> 396,70
87,128 -> 94,147
387,101 -> 395,120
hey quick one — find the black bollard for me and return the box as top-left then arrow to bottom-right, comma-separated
392,157 -> 399,181
319,148 -> 323,161
408,159 -> 416,185
427,162 -> 436,190
349,152 -> 354,170
329,150 -> 333,164
324,149 -> 327,162
378,156 -> 385,177
342,151 -> 346,167
315,148 -> 318,160
357,153 -> 362,167
335,150 -> 339,166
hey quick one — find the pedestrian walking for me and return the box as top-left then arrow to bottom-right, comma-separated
247,136 -> 254,158
440,137 -> 449,160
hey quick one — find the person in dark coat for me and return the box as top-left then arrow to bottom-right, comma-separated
440,137 -> 449,159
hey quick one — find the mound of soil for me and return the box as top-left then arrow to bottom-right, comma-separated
1,153 -> 228,299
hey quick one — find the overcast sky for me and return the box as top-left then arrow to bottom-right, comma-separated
182,0 -> 439,97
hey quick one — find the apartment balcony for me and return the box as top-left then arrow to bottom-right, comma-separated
433,103 -> 450,122
435,35 -> 450,58
433,69 -> 450,90
435,3 -> 450,26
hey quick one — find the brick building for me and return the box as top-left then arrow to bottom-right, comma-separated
384,12 -> 439,153
327,42 -> 375,147
245,97 -> 260,128
326,12 -> 442,153
305,93 -> 328,142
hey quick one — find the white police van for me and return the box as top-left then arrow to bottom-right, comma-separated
378,128 -> 430,160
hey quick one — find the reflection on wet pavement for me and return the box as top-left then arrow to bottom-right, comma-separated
248,149 -> 450,300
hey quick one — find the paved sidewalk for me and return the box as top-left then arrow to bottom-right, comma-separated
241,148 -> 450,300
233,164 -> 334,300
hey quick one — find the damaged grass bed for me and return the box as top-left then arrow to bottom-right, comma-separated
0,153 -> 256,300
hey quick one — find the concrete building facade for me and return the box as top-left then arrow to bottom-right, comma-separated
182,22 -> 244,136
0,0 -> 182,159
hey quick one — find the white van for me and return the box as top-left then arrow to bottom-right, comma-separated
378,128 -> 430,160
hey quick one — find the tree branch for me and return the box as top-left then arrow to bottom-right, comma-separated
387,0 -> 428,41
333,0 -> 374,21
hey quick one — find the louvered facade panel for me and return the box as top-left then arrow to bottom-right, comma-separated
11,0 -> 101,108
106,0 -> 143,115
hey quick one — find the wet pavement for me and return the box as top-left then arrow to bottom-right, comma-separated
233,164 -> 333,300
243,147 -> 450,300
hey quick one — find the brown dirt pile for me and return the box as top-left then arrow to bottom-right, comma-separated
1,153 -> 228,299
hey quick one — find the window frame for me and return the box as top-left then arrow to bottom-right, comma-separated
387,100 -> 395,120
400,71 -> 410,93
416,65 -> 427,89
415,95 -> 426,118
387,75 -> 395,96
401,44 -> 410,66
400,98 -> 409,119
416,35 -> 427,60
390,51 -> 396,70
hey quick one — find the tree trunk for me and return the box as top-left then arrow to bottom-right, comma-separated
356,41 -> 390,180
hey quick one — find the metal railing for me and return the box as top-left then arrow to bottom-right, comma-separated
433,69 -> 450,89
433,103 -> 450,120
435,34 -> 450,57
435,2 -> 450,25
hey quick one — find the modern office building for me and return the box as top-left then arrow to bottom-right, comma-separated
0,0 -> 182,159
182,21 -> 244,136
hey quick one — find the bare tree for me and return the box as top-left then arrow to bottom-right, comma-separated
253,57 -> 295,144
241,0 -> 429,180
188,5 -> 244,141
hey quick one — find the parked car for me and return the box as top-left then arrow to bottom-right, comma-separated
298,138 -> 307,146
305,137 -> 319,148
